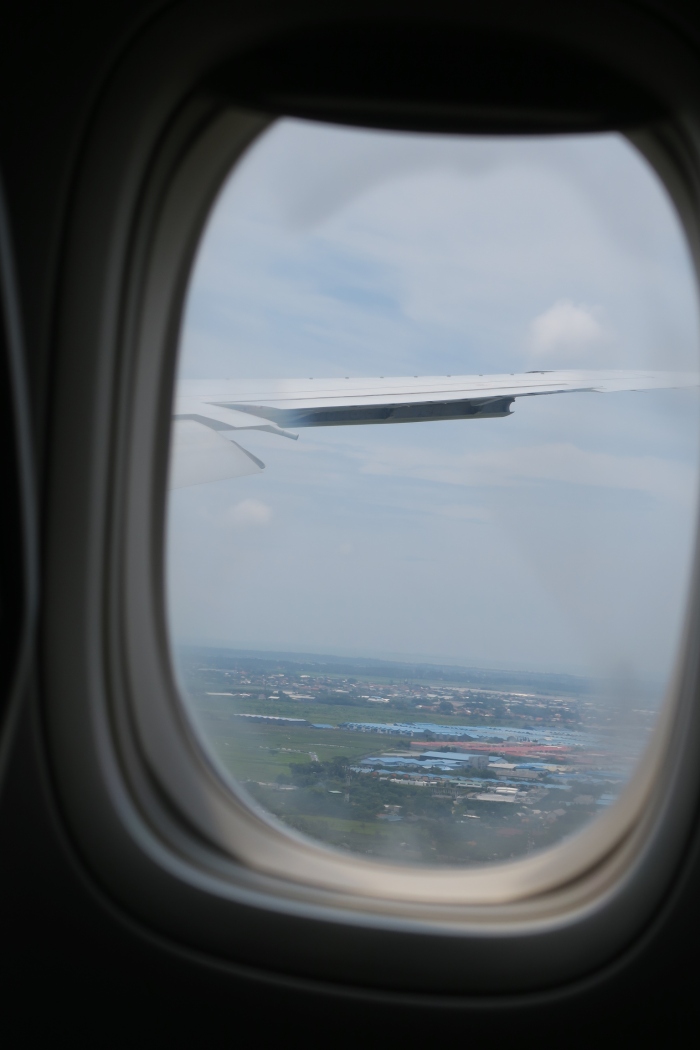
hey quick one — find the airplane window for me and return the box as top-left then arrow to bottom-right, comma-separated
166,118 -> 699,869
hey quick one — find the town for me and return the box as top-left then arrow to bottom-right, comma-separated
175,647 -> 658,865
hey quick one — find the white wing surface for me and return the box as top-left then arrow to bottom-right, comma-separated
171,370 -> 699,487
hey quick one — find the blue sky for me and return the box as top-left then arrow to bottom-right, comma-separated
167,119 -> 700,687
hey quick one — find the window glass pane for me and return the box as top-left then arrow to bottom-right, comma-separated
167,119 -> 699,867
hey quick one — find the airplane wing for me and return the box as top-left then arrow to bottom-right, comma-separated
171,370 -> 698,487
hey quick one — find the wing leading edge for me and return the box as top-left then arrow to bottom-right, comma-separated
171,370 -> 698,487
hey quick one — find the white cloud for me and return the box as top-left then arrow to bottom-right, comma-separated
529,300 -> 608,359
221,498 -> 271,527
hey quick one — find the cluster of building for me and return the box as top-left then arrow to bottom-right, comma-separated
199,662 -> 588,727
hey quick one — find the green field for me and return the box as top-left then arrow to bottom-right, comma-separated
199,719 -> 388,782
188,690 -> 450,787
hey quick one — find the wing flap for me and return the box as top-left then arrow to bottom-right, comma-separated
216,396 -> 516,427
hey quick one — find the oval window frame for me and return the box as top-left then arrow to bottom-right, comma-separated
43,0 -> 700,993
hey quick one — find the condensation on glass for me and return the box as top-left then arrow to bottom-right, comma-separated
166,119 -> 700,868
